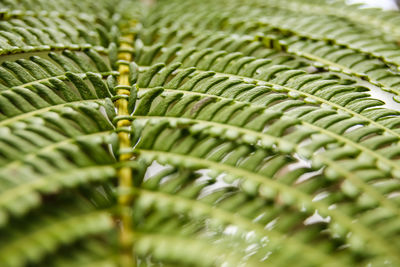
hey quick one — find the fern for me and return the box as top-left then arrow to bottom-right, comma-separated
1,0 -> 400,266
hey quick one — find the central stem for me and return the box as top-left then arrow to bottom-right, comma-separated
116,29 -> 136,267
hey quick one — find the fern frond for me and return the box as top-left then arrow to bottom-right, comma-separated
133,48 -> 400,176
2,0 -> 400,266
131,123 -> 400,265
140,23 -> 400,98
0,197 -> 114,267
248,0 -> 400,39
144,2 -> 400,99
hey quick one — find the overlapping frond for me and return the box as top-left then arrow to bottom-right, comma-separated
146,0 -> 400,99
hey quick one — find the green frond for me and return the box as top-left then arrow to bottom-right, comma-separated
144,1 -> 400,99
0,196 -> 114,267
1,0 -> 400,266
